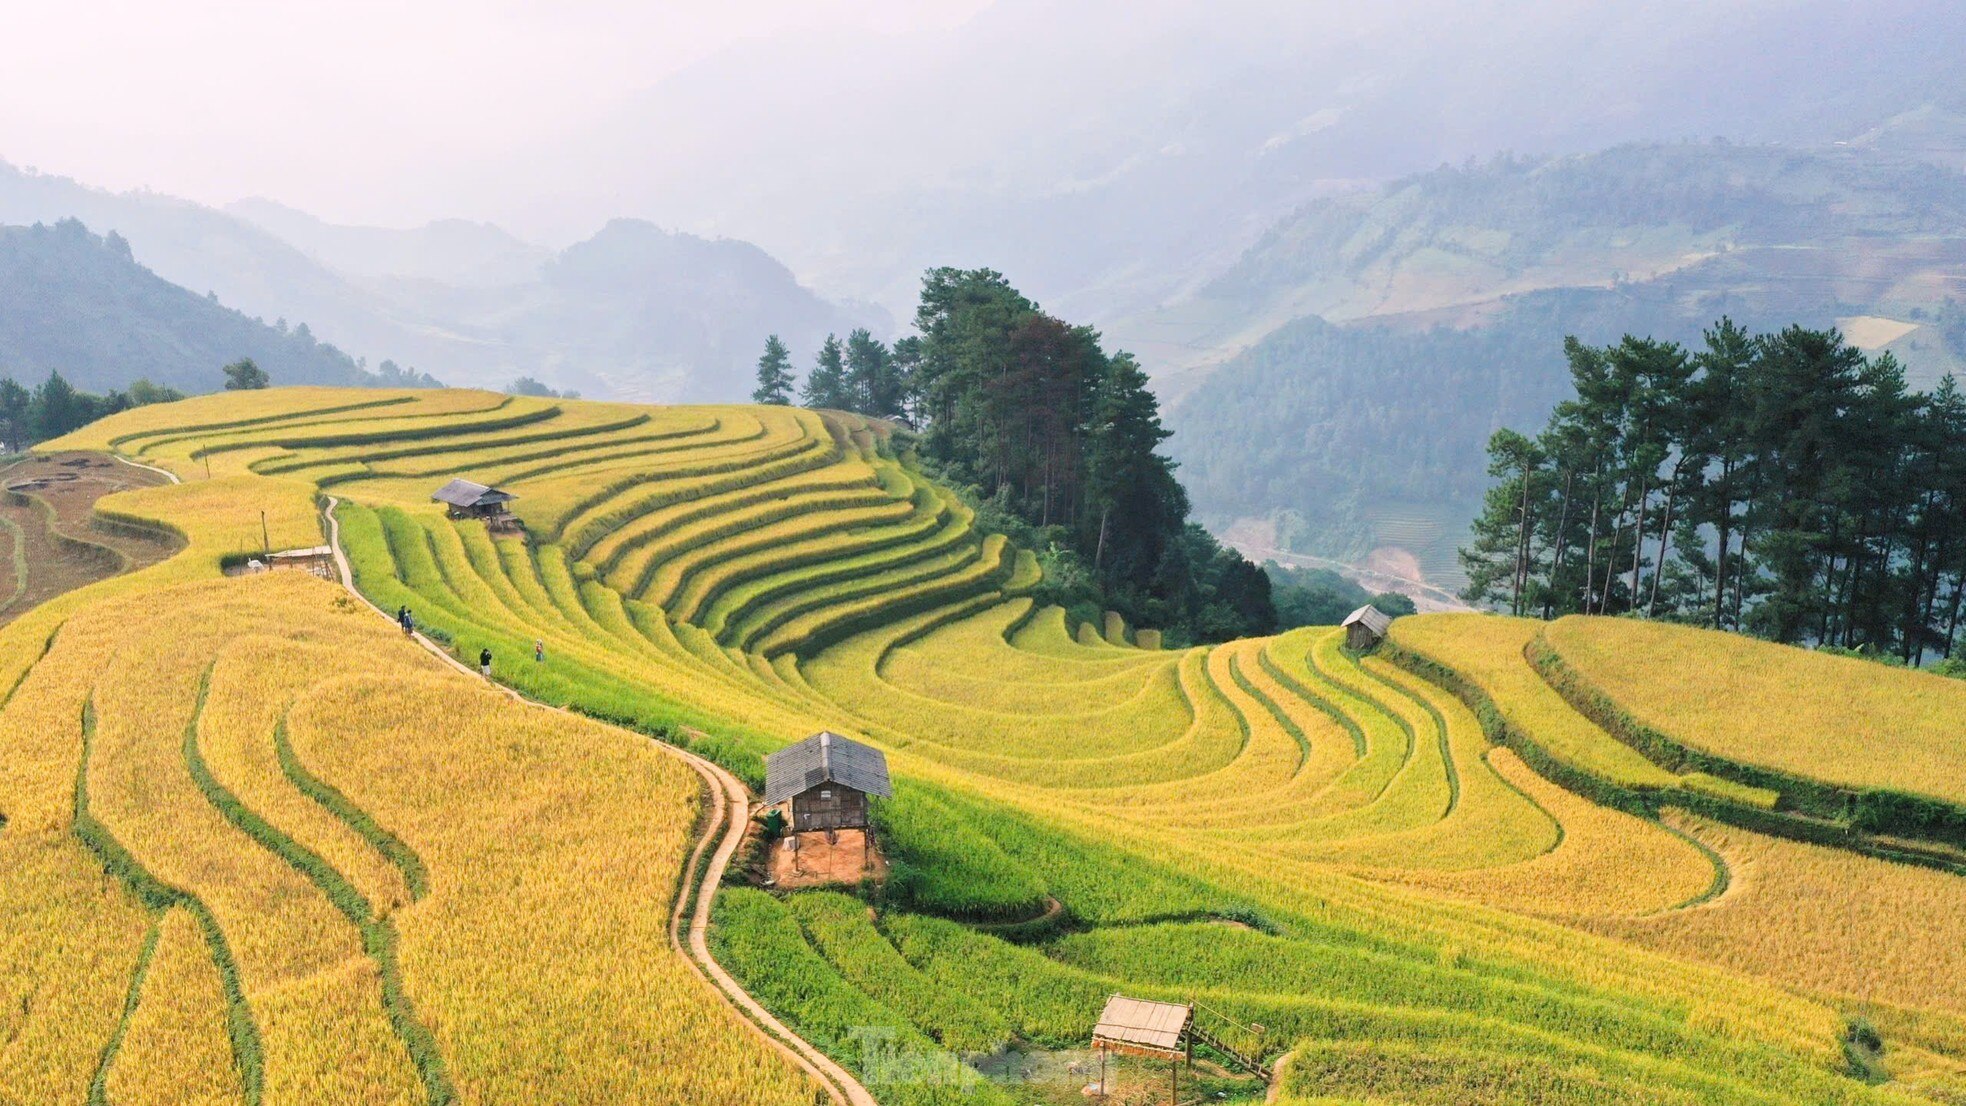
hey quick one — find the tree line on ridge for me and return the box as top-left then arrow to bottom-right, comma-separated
1463,319 -> 1966,666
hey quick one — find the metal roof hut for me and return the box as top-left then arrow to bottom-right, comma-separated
432,479 -> 521,531
763,731 -> 892,833
1342,603 -> 1394,650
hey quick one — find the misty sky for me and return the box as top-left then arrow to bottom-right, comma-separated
0,0 -> 989,230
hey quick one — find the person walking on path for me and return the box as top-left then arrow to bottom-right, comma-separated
398,606 -> 414,635
479,647 -> 493,678
534,638 -> 544,663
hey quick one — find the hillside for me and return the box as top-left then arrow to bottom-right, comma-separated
0,220 -> 427,394
4,388 -> 1961,1103
1160,139 -> 1966,587
0,162 -> 880,399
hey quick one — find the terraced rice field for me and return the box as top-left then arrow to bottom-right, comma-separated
13,386 -> 1964,1104
1539,616 -> 1966,808
0,571 -> 814,1105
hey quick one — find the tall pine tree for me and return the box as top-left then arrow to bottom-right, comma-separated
751,334 -> 796,405
801,334 -> 848,409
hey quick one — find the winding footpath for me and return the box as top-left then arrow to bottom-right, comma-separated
317,496 -> 876,1106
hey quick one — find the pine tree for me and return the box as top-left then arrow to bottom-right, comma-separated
1459,429 -> 1544,614
843,328 -> 897,417
801,335 -> 848,409
752,334 -> 796,405
1083,352 -> 1182,583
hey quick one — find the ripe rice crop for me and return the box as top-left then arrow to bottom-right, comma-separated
1543,616 -> 1966,807
24,388 -> 1962,1106
1385,614 -> 1683,791
0,569 -> 818,1104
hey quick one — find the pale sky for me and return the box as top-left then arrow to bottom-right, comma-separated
0,0 -> 990,228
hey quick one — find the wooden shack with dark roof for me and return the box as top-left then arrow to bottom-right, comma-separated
1342,603 -> 1394,650
431,478 -> 522,532
762,731 -> 892,833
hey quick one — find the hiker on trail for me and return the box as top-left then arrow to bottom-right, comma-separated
534,639 -> 544,663
399,606 -> 414,635
479,647 -> 493,678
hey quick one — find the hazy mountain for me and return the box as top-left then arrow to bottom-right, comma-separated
1162,138 -> 1966,592
226,198 -> 552,290
0,219 -> 429,394
0,162 -> 880,400
1130,137 -> 1966,392
426,218 -> 887,402
503,0 -> 1966,323
0,160 -> 475,382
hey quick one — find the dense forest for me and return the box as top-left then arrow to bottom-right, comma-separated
758,268 -> 1277,644
1462,319 -> 1966,664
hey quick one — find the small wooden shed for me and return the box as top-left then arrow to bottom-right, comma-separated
432,478 -> 517,521
1342,604 -> 1394,650
762,731 -> 892,833
267,545 -> 336,580
1090,995 -> 1195,1102
1091,995 -> 1193,1061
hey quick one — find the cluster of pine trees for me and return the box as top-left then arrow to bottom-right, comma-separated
0,370 -> 184,452
756,268 -> 1275,643
1463,319 -> 1966,663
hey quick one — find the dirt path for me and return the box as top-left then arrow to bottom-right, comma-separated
320,496 -> 874,1106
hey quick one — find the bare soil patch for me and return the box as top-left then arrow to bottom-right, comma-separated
765,828 -> 889,889
0,451 -> 180,626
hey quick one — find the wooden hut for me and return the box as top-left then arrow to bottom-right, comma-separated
1090,995 -> 1194,1101
1342,604 -> 1394,650
762,731 -> 892,833
431,479 -> 521,531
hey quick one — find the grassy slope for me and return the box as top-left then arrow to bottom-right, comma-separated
25,388 -> 1966,1105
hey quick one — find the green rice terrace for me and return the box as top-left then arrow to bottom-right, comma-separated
7,386 -> 1964,1105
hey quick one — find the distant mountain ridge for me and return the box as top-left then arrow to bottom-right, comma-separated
0,161 -> 880,400
0,219 -> 428,394
1161,136 -> 1966,592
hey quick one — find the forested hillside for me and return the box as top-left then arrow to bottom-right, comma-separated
0,219 -> 431,395
760,268 -> 1276,644
1162,138 -> 1966,586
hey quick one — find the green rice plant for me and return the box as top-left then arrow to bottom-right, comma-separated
587,461 -> 884,581
670,486 -> 951,625
720,528 -> 985,650
786,892 -> 1012,1053
752,534 -> 1016,657
711,890 -> 1018,1106
872,788 -> 1050,922
251,407 -> 656,474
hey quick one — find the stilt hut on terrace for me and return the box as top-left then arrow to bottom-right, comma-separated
762,731 -> 892,833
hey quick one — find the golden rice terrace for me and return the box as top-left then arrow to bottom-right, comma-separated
0,386 -> 1960,1106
